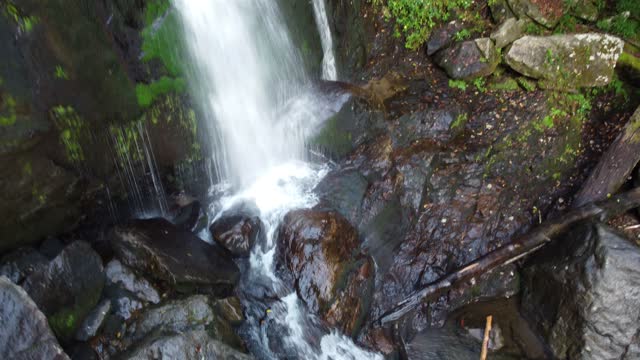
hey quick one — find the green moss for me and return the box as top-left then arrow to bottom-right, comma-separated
490,78 -> 520,91
596,11 -> 639,41
517,77 -> 537,92
448,79 -> 468,91
136,77 -> 186,108
473,77 -> 487,92
51,106 -> 85,162
450,112 -> 468,130
141,3 -> 185,77
54,65 -> 68,80
47,289 -> 100,341
4,2 -> 39,33
554,14 -> 578,34
0,94 -> 17,126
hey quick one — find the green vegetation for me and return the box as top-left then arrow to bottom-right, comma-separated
489,78 -> 520,91
473,77 -> 486,92
451,112 -> 469,130
54,66 -> 68,80
4,2 -> 38,33
554,15 -> 578,34
370,0 -> 473,50
454,28 -> 472,41
448,79 -> 468,91
0,94 -> 17,126
51,106 -> 85,162
596,0 -> 640,41
136,76 -> 186,108
517,77 -> 537,92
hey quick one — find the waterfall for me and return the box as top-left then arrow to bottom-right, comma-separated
173,0 -> 323,188
173,0 -> 378,358
312,0 -> 338,80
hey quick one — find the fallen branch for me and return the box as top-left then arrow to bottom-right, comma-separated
573,106 -> 640,207
375,187 -> 640,325
480,315 -> 493,360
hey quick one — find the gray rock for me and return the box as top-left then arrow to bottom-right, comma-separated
435,38 -> 500,79
22,241 -> 105,342
522,223 -> 640,359
488,0 -> 516,23
314,169 -> 369,225
113,295 -> 143,321
504,34 -> 624,89
126,295 -> 214,343
467,323 -> 504,351
105,259 -> 160,304
568,0 -> 600,22
0,247 -> 49,284
111,218 -> 240,295
507,0 -> 565,28
122,330 -> 251,360
75,299 -> 111,341
0,276 -> 69,360
490,18 -> 528,49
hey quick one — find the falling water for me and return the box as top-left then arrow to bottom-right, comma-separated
311,0 -> 338,80
173,0 -> 377,358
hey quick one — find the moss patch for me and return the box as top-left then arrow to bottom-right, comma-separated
51,106 -> 84,162
136,76 -> 186,108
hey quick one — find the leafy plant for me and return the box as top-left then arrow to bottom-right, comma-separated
473,77 -> 486,92
371,0 -> 473,50
448,79 -> 468,91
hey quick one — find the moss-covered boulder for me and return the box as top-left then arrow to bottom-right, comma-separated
505,34 -> 624,89
22,241 -> 105,343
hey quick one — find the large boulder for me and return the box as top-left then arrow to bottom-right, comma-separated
122,330 -> 250,360
276,209 -> 374,337
504,34 -> 625,89
434,38 -> 500,79
22,241 -> 104,342
507,0 -> 565,28
522,223 -> 640,359
0,276 -> 69,359
111,218 -> 240,295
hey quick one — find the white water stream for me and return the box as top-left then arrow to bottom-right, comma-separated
312,0 -> 338,80
172,0 -> 379,358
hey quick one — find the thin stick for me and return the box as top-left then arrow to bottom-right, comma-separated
480,315 -> 493,360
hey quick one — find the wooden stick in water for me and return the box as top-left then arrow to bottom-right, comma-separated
480,315 -> 493,360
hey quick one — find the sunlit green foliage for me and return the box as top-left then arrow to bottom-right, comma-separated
136,77 -> 186,108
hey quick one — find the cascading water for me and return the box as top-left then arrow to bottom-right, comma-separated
172,0 -> 380,359
312,0 -> 338,80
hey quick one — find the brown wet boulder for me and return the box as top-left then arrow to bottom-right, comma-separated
276,209 -> 374,337
111,218 -> 240,296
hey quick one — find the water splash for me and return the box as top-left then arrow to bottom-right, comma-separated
312,0 -> 338,80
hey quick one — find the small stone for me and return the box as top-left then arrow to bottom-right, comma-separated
105,260 -> 160,304
490,18 -> 528,49
75,299 -> 111,341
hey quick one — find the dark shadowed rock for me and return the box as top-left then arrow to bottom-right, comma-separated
522,223 -> 640,359
434,38 -> 500,79
0,247 -> 49,284
489,0 -> 516,23
314,168 -> 369,225
22,241 -> 104,342
507,0 -> 565,28
504,34 -> 624,89
0,276 -> 69,360
427,20 -> 467,56
276,209 -> 374,337
122,330 -> 251,360
111,218 -> 240,295
75,299 -> 111,341
210,214 -> 264,257
172,200 -> 204,232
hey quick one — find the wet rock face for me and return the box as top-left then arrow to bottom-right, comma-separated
0,276 -> 69,360
522,223 -> 640,359
111,218 -> 240,296
105,259 -> 160,304
276,209 -> 374,336
22,241 -> 104,342
210,214 -> 264,257
434,38 -> 500,79
0,247 -> 49,284
122,330 -> 251,360
505,34 -> 624,89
